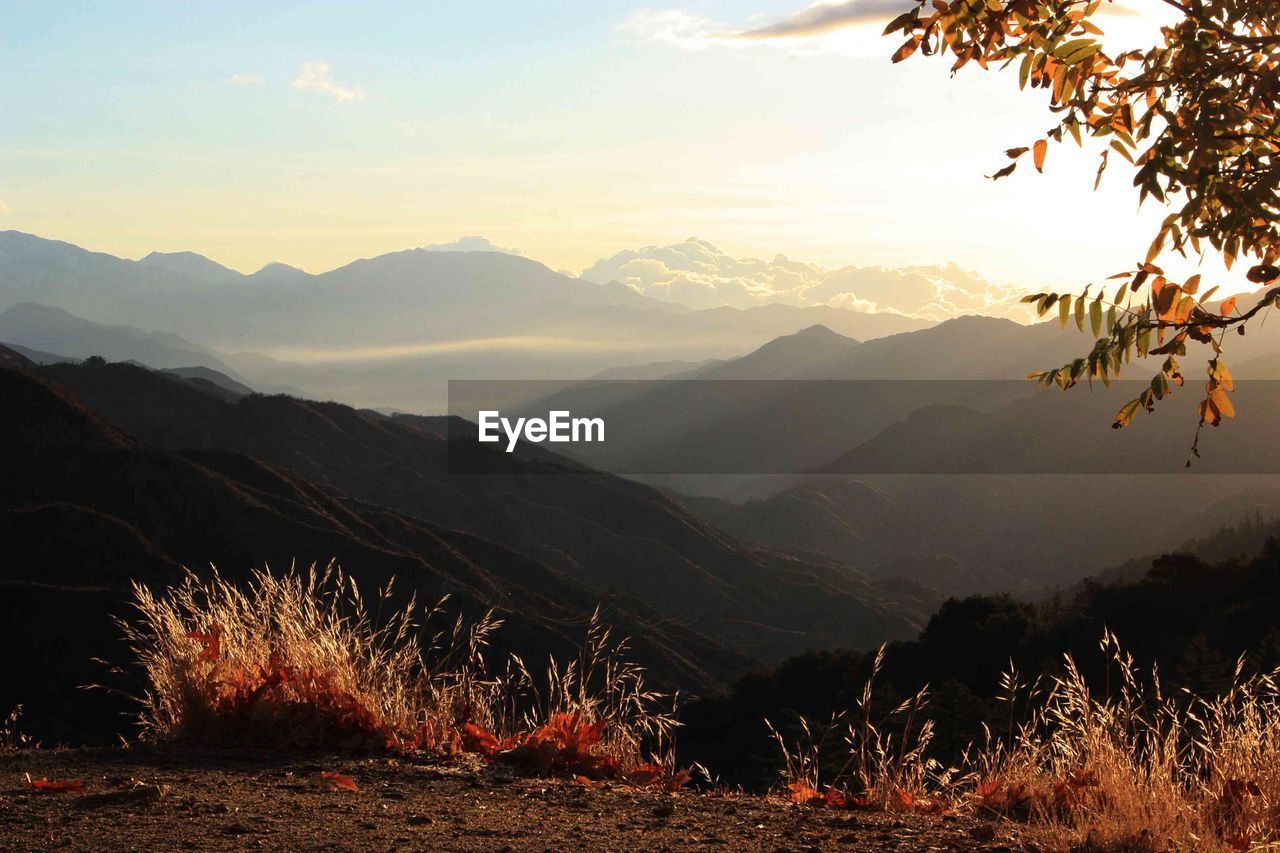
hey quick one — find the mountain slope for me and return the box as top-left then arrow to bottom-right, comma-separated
693,324 -> 861,379
0,361 -> 762,741
32,360 -> 930,663
0,302 -> 243,374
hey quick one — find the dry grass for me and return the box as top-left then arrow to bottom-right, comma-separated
119,563 -> 679,782
972,631 -> 1280,851
1,705 -> 34,750
772,633 -> 1280,851
767,644 -> 955,813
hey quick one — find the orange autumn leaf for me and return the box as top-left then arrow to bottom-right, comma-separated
30,777 -> 86,794
1033,139 -> 1048,172
1210,387 -> 1235,419
461,722 -> 504,757
187,624 -> 222,662
1221,296 -> 1238,316
319,771 -> 359,792
891,36 -> 920,63
788,780 -> 821,805
892,786 -> 916,810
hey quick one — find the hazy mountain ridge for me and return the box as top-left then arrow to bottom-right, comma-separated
0,230 -> 935,410
0,302 -> 243,375
29,359 -> 933,665
549,311 -> 1280,596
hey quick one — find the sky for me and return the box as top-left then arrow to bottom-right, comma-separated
1,0 -> 1237,305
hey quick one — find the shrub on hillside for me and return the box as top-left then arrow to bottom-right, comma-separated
120,564 -> 680,784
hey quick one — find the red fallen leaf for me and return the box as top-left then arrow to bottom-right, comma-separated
823,787 -> 849,809
627,763 -> 693,792
30,778 -> 86,794
890,786 -> 952,815
501,713 -> 615,778
571,774 -> 603,788
461,722 -> 503,757
319,771 -> 358,792
892,786 -> 916,810
666,768 -> 692,792
788,780 -> 822,805
915,799 -> 955,816
187,624 -> 222,662
626,762 -> 664,786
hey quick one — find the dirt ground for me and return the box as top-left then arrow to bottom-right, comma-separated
0,748 -> 1045,851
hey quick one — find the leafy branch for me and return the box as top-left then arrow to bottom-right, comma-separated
886,0 -> 1280,452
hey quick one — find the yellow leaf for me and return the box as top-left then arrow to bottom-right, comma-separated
1210,387 -> 1235,419
1216,362 -> 1235,392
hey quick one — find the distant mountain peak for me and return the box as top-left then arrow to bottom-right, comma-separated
250,261 -> 313,282
792,323 -> 853,343
137,250 -> 242,284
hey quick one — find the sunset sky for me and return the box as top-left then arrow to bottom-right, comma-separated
4,0 -> 1229,299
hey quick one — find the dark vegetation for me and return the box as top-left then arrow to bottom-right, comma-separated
680,533 -> 1280,790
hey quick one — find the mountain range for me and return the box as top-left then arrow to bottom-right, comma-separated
7,229 -> 1280,740
0,230 -> 932,411
0,349 -> 947,740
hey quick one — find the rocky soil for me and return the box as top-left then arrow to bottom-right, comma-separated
0,748 -> 1047,851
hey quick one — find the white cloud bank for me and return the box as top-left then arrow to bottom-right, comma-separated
292,61 -> 365,102
420,236 -> 523,256
620,0 -> 1151,55
580,238 -> 1029,321
616,2 -> 901,55
0,199 -> 9,216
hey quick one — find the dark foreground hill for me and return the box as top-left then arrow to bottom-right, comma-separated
0,355 -> 936,741
0,356 -> 745,741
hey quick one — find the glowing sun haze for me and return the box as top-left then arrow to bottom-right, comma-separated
4,0 -> 1235,306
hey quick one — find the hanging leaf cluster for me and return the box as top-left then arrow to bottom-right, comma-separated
886,0 -> 1280,442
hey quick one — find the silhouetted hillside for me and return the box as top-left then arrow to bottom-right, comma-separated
0,359 -> 943,742
680,537 -> 1280,789
42,360 -> 930,656
0,362 -> 758,742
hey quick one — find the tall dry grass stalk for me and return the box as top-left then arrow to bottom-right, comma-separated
974,631 -> 1280,851
773,633 -> 1280,851
768,644 -> 956,812
517,615 -> 680,767
120,563 -> 677,773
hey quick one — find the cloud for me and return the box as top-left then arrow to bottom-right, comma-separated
420,236 -> 523,256
229,73 -> 264,86
616,10 -> 732,49
581,238 -> 1029,321
623,0 -> 1152,53
618,1 -> 904,52
736,0 -> 913,39
292,61 -> 365,102
0,199 -> 9,216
